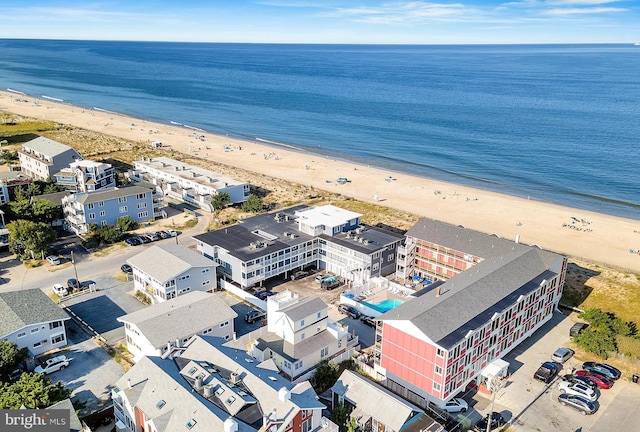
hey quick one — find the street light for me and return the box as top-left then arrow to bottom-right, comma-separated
486,375 -> 506,432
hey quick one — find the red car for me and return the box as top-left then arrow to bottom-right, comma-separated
575,370 -> 613,389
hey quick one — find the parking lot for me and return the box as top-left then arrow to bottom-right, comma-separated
454,311 -> 640,432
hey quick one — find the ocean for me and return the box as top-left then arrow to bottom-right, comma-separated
1,40 -> 638,219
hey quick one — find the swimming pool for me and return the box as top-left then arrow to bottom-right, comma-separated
362,299 -> 404,313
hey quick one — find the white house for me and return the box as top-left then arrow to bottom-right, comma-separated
127,243 -> 218,304
53,159 -> 116,192
0,289 -> 70,356
18,137 -> 82,180
128,156 -> 251,211
117,291 -> 237,362
228,290 -> 359,381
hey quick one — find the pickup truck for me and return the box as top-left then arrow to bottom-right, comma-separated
533,361 -> 560,383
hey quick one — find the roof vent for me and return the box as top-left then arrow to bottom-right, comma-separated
278,387 -> 291,402
229,372 -> 240,385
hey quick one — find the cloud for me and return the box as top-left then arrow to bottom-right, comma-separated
328,1 -> 482,24
546,0 -> 624,4
543,6 -> 627,13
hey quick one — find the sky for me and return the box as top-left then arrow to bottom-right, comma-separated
0,0 -> 638,44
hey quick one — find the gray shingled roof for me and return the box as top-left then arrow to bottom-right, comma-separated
34,191 -> 71,207
127,244 -> 216,283
117,292 -> 237,349
331,370 -> 424,432
74,185 -> 151,204
0,289 -> 70,337
380,248 -> 561,348
23,136 -> 79,158
47,399 -> 84,432
279,296 -> 327,322
256,329 -> 337,362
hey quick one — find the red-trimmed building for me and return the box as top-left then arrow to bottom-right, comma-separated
375,219 -> 567,407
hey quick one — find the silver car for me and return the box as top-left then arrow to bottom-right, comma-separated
551,347 -> 574,363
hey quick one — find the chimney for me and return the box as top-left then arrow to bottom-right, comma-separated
515,234 -> 520,244
224,418 -> 238,432
195,375 -> 203,390
278,387 -> 291,402
436,287 -> 441,297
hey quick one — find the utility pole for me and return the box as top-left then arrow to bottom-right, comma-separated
486,375 -> 506,432
71,251 -> 80,291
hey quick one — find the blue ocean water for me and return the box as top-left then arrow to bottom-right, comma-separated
1,39 -> 638,219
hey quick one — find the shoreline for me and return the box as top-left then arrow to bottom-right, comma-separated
1,89 -> 639,273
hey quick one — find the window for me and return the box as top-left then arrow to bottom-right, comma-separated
433,382 -> 441,391
179,275 -> 190,280
119,206 -> 128,213
436,348 -> 445,358
388,253 -> 394,262
201,268 -> 210,274
138,211 -> 148,218
302,418 -> 313,432
215,387 -> 225,396
320,347 -> 329,358
17,332 -> 26,338
202,280 -> 210,286
186,419 -> 197,429
188,366 -> 198,376
88,203 -> 94,209
220,321 -> 229,327
33,341 -> 42,348
30,328 -> 39,334
118,196 -> 127,203
99,211 -> 106,216
137,202 -> 147,209
225,395 -> 236,404
136,193 -> 146,199
294,361 -> 303,370
101,220 -> 107,227
435,365 -> 443,375
51,334 -> 64,344
372,263 -> 379,271
300,319 -> 305,326
89,213 -> 95,219
156,400 -> 166,409
317,312 -> 321,319
301,333 -> 305,340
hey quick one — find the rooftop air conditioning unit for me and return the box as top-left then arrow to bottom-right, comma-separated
230,372 -> 240,385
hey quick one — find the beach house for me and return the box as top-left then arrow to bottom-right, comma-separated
128,156 -> 251,211
18,136 -> 82,180
371,219 -> 567,407
117,291 -> 237,361
0,288 -> 71,356
127,243 -> 218,304
228,290 -> 358,381
61,185 -> 162,235
112,335 -> 335,432
53,159 -> 116,192
194,204 -> 403,289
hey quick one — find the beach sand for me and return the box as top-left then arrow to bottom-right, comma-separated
2,90 -> 639,273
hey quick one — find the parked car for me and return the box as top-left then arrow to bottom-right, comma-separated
67,279 -> 95,291
164,229 -> 179,237
551,347 -> 574,363
441,398 -> 468,413
561,374 -> 597,391
146,232 -> 161,241
244,310 -> 266,323
291,270 -> 310,280
557,381 -> 598,402
338,304 -> 360,319
570,322 -> 589,337
582,362 -> 621,380
321,278 -> 342,290
52,283 -> 68,297
533,361 -> 560,383
136,235 -> 151,244
473,412 -> 505,432
46,255 -> 61,265
34,355 -> 70,374
157,230 -> 171,239
315,274 -> 329,283
121,264 -> 133,274
557,393 -> 597,415
575,370 -> 613,389
125,237 -> 141,246
360,315 -> 377,327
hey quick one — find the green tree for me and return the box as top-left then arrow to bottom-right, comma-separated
241,195 -> 264,213
25,182 -> 41,198
579,308 -> 633,337
43,183 -> 64,194
573,329 -> 616,359
0,150 -> 18,165
0,342 -> 28,382
346,416 -> 360,432
310,359 -> 339,394
116,215 -> 138,232
330,402 -> 352,432
99,225 -> 123,244
210,192 -> 231,210
0,372 -> 71,409
31,198 -> 62,225
7,219 -> 56,259
8,198 -> 33,221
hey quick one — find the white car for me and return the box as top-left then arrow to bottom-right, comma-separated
46,255 -> 61,265
52,283 -> 68,297
442,398 -> 469,413
34,355 -> 70,374
557,381 -> 598,402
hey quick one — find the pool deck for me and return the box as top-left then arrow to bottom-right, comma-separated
345,278 -> 415,314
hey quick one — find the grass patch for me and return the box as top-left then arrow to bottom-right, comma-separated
92,242 -> 127,258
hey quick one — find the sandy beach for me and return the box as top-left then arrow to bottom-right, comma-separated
2,90 -> 639,273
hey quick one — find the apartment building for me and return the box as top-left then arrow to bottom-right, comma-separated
128,156 -> 250,210
229,291 -> 358,381
112,335 -> 335,432
53,159 -> 116,192
374,219 -> 567,407
0,289 -> 70,356
117,291 -> 237,361
0,171 -> 32,204
62,185 -> 162,235
18,137 -> 82,180
194,205 -> 403,289
127,244 -> 218,304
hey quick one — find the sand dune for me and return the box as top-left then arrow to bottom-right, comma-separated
2,90 -> 639,273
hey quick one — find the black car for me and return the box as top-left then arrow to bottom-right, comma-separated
582,362 -> 621,380
67,278 -> 96,291
244,310 -> 266,323
558,393 -> 597,415
473,412 -> 505,432
291,270 -> 310,280
125,237 -> 141,246
533,361 -> 560,383
121,264 -> 133,274
137,235 -> 151,244
338,304 -> 360,319
360,315 -> 376,327
561,374 -> 597,391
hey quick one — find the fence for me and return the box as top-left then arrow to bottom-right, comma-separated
219,279 -> 267,310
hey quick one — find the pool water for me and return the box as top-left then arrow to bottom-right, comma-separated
363,299 -> 404,313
